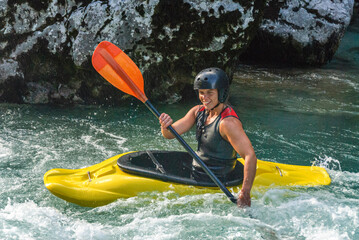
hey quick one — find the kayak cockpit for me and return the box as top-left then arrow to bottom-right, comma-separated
117,151 -> 243,187
117,150 -> 244,187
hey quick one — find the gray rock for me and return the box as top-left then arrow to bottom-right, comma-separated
0,0 -> 264,104
354,0 -> 359,20
23,82 -> 52,104
242,0 -> 354,66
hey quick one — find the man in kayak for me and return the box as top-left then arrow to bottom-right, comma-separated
159,68 -> 257,207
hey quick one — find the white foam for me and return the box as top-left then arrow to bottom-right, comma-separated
253,187 -> 359,239
312,155 -> 342,171
0,200 -> 111,240
0,138 -> 12,159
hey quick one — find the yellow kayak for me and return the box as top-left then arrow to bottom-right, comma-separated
44,151 -> 331,207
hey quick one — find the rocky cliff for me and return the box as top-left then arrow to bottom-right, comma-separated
0,0 -> 354,104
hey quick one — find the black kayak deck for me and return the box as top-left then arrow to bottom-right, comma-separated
117,150 -> 243,187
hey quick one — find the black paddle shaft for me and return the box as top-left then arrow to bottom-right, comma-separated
144,100 -> 237,204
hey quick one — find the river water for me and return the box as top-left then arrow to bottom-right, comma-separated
1,21 -> 358,240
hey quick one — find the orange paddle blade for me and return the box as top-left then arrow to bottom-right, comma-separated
92,41 -> 147,102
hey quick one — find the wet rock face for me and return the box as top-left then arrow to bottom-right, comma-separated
0,0 -> 354,104
354,0 -> 359,20
0,0 -> 264,104
242,0 -> 354,66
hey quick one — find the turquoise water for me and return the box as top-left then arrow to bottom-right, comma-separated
1,24 -> 359,240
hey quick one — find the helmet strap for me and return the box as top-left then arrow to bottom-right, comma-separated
210,102 -> 220,111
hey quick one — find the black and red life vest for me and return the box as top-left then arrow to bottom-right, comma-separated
193,105 -> 239,180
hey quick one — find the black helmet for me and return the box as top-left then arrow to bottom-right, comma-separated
193,68 -> 229,103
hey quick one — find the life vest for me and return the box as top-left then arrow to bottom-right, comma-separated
193,105 -> 240,181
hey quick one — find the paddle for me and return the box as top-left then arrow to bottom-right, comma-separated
92,41 -> 237,204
